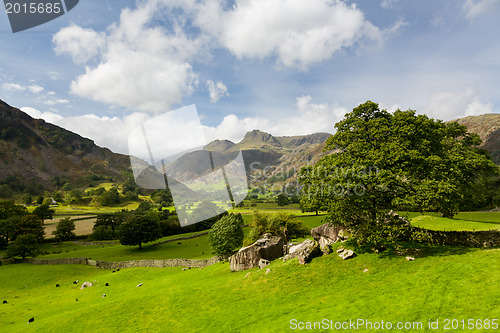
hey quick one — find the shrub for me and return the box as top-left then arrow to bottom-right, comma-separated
209,213 -> 244,257
6,234 -> 39,259
90,226 -> 115,241
246,212 -> 308,245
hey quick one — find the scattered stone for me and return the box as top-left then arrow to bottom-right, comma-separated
406,256 -> 415,261
3,300 -> 7,304
137,283 -> 142,287
340,250 -> 356,260
102,294 -> 106,298
483,241 -> 492,248
229,233 -> 284,271
363,269 -> 369,273
105,283 -> 109,286
55,284 -> 60,287
336,246 -> 345,253
182,267 -> 190,271
244,272 -> 251,278
80,282 -> 93,289
288,239 -> 321,265
311,223 -> 348,254
258,259 -> 270,269
28,317 -> 34,324
266,268 -> 270,274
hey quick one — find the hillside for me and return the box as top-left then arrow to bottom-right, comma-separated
163,130 -> 332,187
0,99 -> 131,194
451,113 -> 500,164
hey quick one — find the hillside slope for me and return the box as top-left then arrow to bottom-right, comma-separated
0,99 -> 131,194
451,113 -> 500,164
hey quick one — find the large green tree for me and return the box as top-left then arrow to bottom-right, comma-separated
33,204 -> 54,223
119,213 -> 161,249
300,101 -> 498,246
209,213 -> 244,257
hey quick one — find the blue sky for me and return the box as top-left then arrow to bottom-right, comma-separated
1,0 -> 499,154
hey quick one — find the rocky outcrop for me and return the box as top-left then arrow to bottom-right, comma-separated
311,223 -> 348,255
288,239 -> 322,264
229,233 -> 284,271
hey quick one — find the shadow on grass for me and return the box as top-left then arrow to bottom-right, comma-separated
375,242 -> 482,260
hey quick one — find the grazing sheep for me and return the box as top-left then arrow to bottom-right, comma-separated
112,270 -> 116,273
75,299 -> 79,301
28,317 -> 34,324
105,283 -> 109,286
3,300 -> 7,304
80,282 -> 93,289
56,284 -> 60,287
102,294 -> 106,298
116,269 -> 120,271
137,283 -> 142,287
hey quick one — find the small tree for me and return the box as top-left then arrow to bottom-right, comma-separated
33,204 -> 54,223
277,193 -> 289,206
119,213 -> 161,249
209,213 -> 244,257
52,217 -> 76,241
6,234 -> 39,259
21,193 -> 32,206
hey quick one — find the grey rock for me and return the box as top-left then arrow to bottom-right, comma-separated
291,239 -> 322,265
311,223 -> 348,254
340,250 -> 356,260
80,282 -> 92,289
258,259 -> 270,269
229,233 -> 284,271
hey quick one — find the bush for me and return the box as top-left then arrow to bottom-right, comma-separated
246,212 -> 308,245
209,213 -> 244,257
90,226 -> 116,240
6,234 -> 39,259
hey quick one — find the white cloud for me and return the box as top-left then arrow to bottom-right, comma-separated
423,88 -> 493,120
20,96 -> 345,155
28,85 -> 44,93
203,95 -> 346,143
221,0 -> 383,69
380,0 -> 398,9
463,0 -> 500,20
53,1 -> 201,113
206,79 -> 229,103
2,83 -> 25,92
53,24 -> 106,64
42,98 -> 69,106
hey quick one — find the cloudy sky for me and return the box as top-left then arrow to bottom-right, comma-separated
1,0 -> 499,155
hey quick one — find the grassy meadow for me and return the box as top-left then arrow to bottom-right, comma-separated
0,244 -> 498,332
1,208 -> 499,331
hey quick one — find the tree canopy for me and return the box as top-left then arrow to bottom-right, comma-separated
119,213 -> 162,249
299,101 -> 499,247
209,213 -> 244,257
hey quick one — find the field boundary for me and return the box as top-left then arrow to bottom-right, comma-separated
414,228 -> 500,247
0,256 -> 221,269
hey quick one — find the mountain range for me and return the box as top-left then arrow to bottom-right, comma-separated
0,98 -> 499,196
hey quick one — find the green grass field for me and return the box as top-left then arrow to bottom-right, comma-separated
0,244 -> 498,332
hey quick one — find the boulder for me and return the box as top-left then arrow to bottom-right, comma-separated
339,249 -> 356,260
311,223 -> 347,254
286,239 -> 321,265
229,233 -> 284,271
80,282 -> 92,289
258,259 -> 270,269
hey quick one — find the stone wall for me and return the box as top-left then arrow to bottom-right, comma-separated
414,227 -> 500,247
4,256 -> 220,269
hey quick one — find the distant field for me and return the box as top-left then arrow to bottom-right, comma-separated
0,245 -> 498,332
411,215 -> 500,231
44,217 -> 97,239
